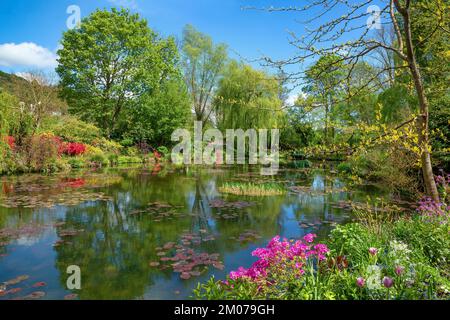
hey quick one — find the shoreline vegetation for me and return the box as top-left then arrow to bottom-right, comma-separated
194,197 -> 450,300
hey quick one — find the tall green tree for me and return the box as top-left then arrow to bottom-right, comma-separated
124,78 -> 191,146
214,61 -> 283,131
182,25 -> 228,126
57,9 -> 179,139
302,55 -> 345,144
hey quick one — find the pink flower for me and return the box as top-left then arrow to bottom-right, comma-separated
368,247 -> 378,256
383,277 -> 394,288
303,233 -> 317,243
356,277 -> 365,288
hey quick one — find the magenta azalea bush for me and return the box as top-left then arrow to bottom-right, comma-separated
228,234 -> 328,282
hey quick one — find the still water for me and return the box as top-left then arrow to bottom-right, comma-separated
0,165 -> 389,300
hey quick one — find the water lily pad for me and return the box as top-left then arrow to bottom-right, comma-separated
213,263 -> 225,270
24,291 -> 46,300
5,275 -> 29,286
32,282 -> 47,288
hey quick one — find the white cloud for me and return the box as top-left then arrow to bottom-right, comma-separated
0,42 -> 58,69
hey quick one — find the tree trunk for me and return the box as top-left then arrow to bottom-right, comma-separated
402,6 -> 440,201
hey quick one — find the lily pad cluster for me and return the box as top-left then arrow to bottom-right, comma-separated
209,199 -> 255,220
0,275 -> 47,300
149,232 -> 224,281
0,190 -> 113,209
229,230 -> 262,243
129,202 -> 186,221
0,223 -> 46,243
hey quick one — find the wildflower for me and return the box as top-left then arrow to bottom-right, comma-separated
368,247 -> 378,256
303,233 -> 317,243
395,266 -> 404,276
356,277 -> 365,288
383,277 -> 394,288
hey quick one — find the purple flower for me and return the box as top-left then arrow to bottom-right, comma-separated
356,277 -> 365,288
368,247 -> 378,256
395,266 -> 404,276
383,277 -> 394,288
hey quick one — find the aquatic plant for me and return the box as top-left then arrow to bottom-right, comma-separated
219,182 -> 285,196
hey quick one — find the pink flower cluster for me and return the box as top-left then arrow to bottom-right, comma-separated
417,197 -> 449,218
435,173 -> 450,186
229,234 -> 329,281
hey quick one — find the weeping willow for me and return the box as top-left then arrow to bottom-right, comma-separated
214,61 -> 284,131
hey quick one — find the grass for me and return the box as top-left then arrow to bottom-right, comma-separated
219,182 -> 286,196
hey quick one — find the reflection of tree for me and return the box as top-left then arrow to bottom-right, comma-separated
190,176 -> 214,234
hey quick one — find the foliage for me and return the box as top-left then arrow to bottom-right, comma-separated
182,24 -> 228,124
124,79 -> 191,146
57,8 -> 180,139
343,147 -> 420,196
214,60 -> 284,131
41,115 -> 102,144
117,156 -> 143,165
219,182 -> 285,196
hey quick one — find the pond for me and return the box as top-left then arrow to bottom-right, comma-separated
0,165 -> 400,300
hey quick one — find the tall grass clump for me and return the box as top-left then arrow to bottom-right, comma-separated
219,182 -> 286,196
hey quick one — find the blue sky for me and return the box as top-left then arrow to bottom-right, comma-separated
0,0 -> 384,99
0,0 -> 306,72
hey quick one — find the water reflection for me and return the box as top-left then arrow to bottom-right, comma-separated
0,167 -> 388,300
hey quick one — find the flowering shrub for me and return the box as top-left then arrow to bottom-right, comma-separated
62,142 -> 87,156
229,234 -> 328,282
4,136 -> 15,150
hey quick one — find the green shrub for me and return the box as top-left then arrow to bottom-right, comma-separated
124,146 -> 140,157
67,157 -> 86,169
42,115 -> 102,144
337,162 -> 353,174
120,138 -> 134,147
89,153 -> 108,166
92,137 -> 122,155
157,146 -> 169,156
393,218 -> 450,267
117,155 -> 143,164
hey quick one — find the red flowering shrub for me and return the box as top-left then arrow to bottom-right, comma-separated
63,142 -> 87,156
5,136 -> 15,150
